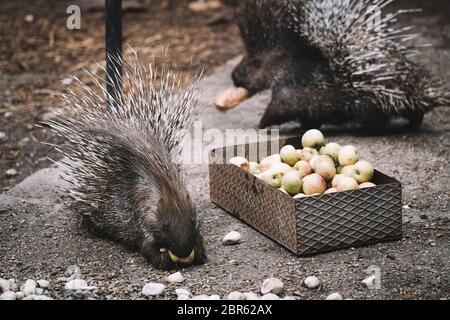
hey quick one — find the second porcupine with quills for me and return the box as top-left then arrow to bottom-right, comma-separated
232,0 -> 449,130
45,53 -> 207,270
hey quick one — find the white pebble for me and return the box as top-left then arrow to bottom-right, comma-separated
304,276 -> 320,289
243,292 -> 259,300
23,279 -> 37,296
175,288 -> 191,297
222,231 -> 242,245
0,291 -> 16,300
260,293 -> 280,300
15,291 -> 25,300
8,279 -> 18,292
227,291 -> 245,300
0,278 -> 10,292
142,283 -> 165,296
65,279 -> 96,291
362,275 -> 376,288
35,295 -> 53,300
35,288 -> 44,295
22,295 -> 37,300
6,169 -> 18,177
208,295 -> 221,300
37,279 -> 50,289
326,292 -> 343,300
167,272 -> 184,283
283,296 -> 297,300
261,277 -> 284,295
177,294 -> 190,300
191,294 -> 209,300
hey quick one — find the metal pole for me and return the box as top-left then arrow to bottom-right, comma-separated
105,0 -> 123,107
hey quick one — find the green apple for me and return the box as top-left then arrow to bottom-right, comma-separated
281,171 -> 303,195
352,160 -> 374,183
319,142 -> 342,164
301,129 -> 325,149
338,145 -> 359,166
294,160 -> 313,177
261,169 -> 282,188
359,182 -> 377,188
340,165 -> 356,177
336,176 -> 359,192
229,157 -> 249,171
272,163 -> 294,178
302,173 -> 327,195
280,145 -> 300,166
332,174 -> 347,188
324,188 -> 338,194
260,154 -> 281,172
248,162 -> 260,175
312,155 -> 336,181
298,147 -> 319,161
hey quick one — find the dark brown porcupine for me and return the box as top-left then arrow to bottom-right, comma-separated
44,52 -> 206,270
233,0 -> 449,131
232,0 -> 321,94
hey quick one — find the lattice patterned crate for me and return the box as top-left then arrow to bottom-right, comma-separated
209,136 -> 403,256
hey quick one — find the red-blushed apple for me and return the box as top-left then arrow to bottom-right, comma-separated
340,165 -> 356,177
294,160 -> 313,177
280,145 -> 300,166
302,173 -> 327,195
359,182 -> 377,189
324,188 -> 338,194
352,160 -> 374,183
260,154 -> 281,172
309,155 -> 320,168
338,145 -> 359,166
301,129 -> 325,149
336,176 -> 359,192
248,162 -> 260,175
281,171 -> 303,195
298,147 -> 319,161
320,142 -> 342,164
261,168 -> 282,188
332,174 -> 347,188
229,157 -> 249,171
312,155 -> 336,181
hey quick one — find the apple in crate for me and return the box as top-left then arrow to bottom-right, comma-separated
229,157 -> 249,171
260,154 -> 282,172
338,145 -> 359,166
281,171 -> 303,195
301,129 -> 325,149
248,162 -> 260,175
320,142 -> 341,164
359,182 -> 377,188
324,188 -> 338,194
340,165 -> 356,177
352,160 -> 374,183
261,169 -> 282,188
336,176 -> 359,192
298,147 -> 319,161
272,163 -> 294,179
280,145 -> 300,166
302,173 -> 326,195
332,174 -> 347,188
312,155 -> 336,181
294,160 -> 313,177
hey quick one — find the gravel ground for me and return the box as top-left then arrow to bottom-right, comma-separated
0,0 -> 449,300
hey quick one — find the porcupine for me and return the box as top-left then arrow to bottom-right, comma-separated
44,53 -> 207,270
232,0 -> 449,131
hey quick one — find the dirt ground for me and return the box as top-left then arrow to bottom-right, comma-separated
0,0 -> 449,300
0,0 -> 241,192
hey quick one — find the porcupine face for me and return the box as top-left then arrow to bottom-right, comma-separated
141,196 -> 206,270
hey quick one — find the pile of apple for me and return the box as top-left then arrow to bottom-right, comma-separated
229,129 -> 377,198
